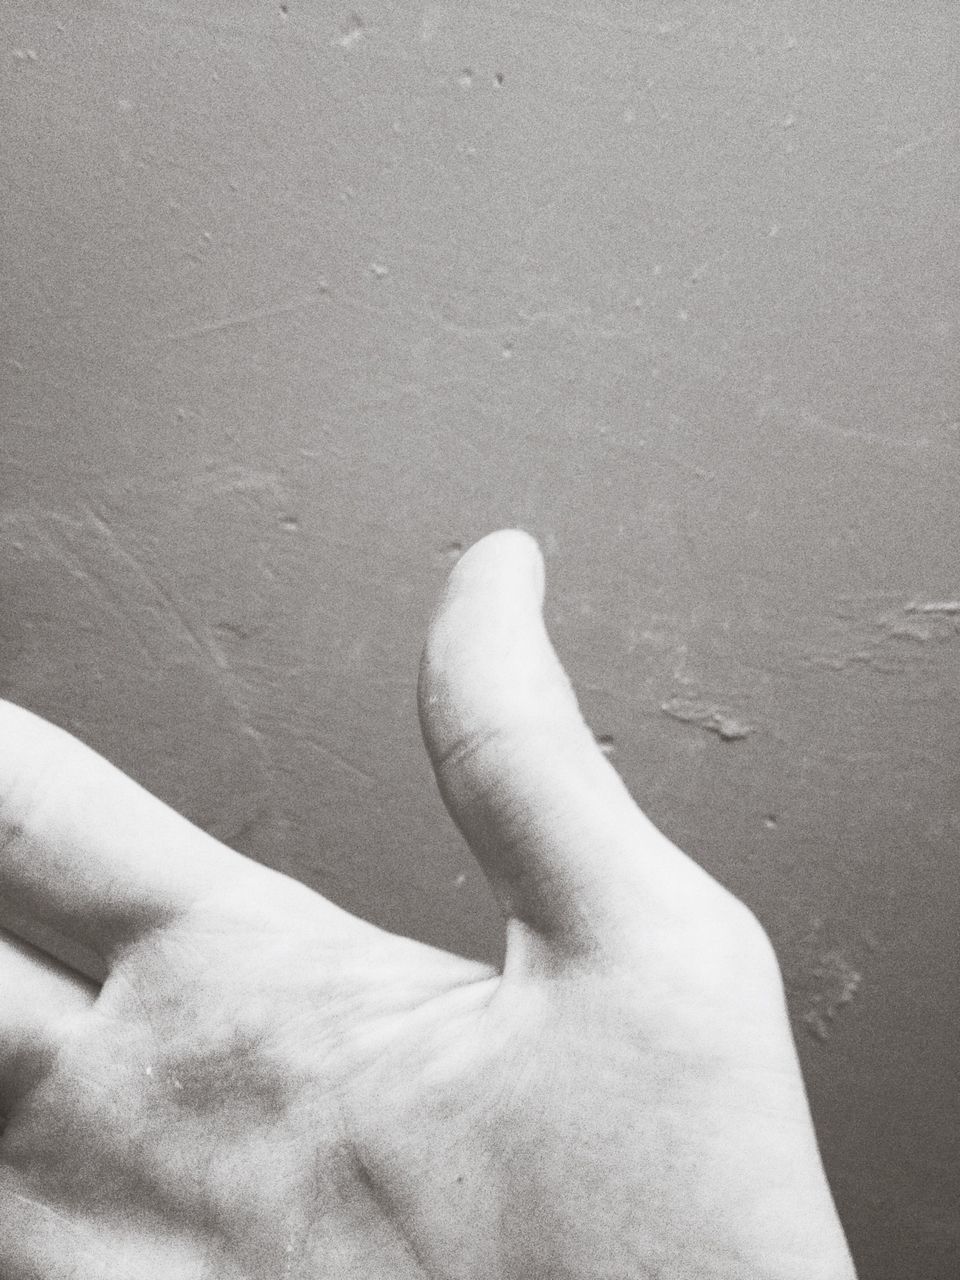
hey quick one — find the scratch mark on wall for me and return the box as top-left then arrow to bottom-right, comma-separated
306,738 -> 381,788
660,697 -> 752,741
149,297 -> 326,346
25,513 -> 158,671
2,506 -> 275,846
112,466 -> 289,508
806,597 -> 960,673
905,600 -> 960,616
877,120 -> 950,167
797,410 -> 929,453
80,504 -> 229,673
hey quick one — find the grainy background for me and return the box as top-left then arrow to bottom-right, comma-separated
2,3 -> 958,1275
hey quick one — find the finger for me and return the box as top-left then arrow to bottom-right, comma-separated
0,699 -> 263,973
0,929 -> 96,1106
418,530 -> 736,955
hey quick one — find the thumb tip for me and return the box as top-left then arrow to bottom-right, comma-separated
417,528 -> 548,745
447,528 -> 545,603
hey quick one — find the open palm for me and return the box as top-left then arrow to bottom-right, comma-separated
0,531 -> 856,1279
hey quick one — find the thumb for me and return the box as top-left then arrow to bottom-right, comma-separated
417,530 -> 723,957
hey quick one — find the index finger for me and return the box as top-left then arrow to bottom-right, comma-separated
0,700 -> 259,978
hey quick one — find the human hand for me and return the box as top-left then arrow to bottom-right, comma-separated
0,530 -> 857,1279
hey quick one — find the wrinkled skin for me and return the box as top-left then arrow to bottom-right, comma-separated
0,531 -> 857,1279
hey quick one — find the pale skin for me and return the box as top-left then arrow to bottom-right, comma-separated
0,529 -> 857,1279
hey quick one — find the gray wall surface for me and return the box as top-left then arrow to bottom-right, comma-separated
2,3 -> 958,1275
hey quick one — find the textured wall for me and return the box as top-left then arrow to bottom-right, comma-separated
2,3 -> 959,1276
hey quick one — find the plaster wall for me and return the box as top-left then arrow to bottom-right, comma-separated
2,3 -> 959,1276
